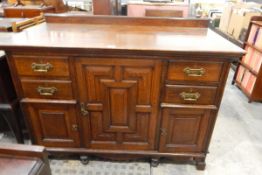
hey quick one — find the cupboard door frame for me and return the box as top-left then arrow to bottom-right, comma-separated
159,108 -> 211,153
22,102 -> 80,148
75,58 -> 162,150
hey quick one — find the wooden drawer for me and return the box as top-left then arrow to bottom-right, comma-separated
14,56 -> 70,77
167,61 -> 223,82
163,85 -> 217,105
21,80 -> 74,100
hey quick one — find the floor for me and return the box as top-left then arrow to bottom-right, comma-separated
1,69 -> 262,175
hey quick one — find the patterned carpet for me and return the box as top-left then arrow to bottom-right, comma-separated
50,159 -> 150,175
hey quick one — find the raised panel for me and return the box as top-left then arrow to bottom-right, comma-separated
123,67 -> 153,104
168,116 -> 201,145
110,88 -> 128,126
90,112 -> 116,142
75,58 -> 161,150
124,113 -> 150,142
102,81 -> 137,133
39,111 -> 69,139
23,102 -> 80,148
159,108 -> 210,153
83,66 -> 114,102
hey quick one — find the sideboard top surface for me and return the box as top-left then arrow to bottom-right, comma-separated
0,15 -> 245,58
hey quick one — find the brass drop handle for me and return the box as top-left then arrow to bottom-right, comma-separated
183,67 -> 205,77
180,92 -> 201,102
32,62 -> 53,73
80,103 -> 89,116
72,124 -> 79,131
37,86 -> 57,96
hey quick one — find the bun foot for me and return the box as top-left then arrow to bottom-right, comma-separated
80,155 -> 89,165
195,158 -> 206,170
151,158 -> 160,167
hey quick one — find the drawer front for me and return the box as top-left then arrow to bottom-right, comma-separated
163,85 -> 217,105
167,61 -> 223,82
21,80 -> 74,100
14,56 -> 70,77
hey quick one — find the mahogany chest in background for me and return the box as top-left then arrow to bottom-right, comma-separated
4,5 -> 55,18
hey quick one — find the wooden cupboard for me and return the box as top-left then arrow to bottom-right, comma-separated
0,15 -> 244,170
159,108 -> 211,153
75,58 -> 161,150
23,102 -> 80,147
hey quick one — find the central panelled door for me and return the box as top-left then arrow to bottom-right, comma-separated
75,58 -> 162,150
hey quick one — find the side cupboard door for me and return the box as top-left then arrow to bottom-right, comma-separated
159,108 -> 211,153
75,58 -> 162,150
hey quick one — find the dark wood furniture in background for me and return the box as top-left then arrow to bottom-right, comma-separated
13,0 -> 25,6
4,5 -> 54,18
0,17 -> 27,32
0,144 -> 52,175
93,0 -> 121,15
44,0 -> 67,13
0,52 -> 24,143
0,5 -> 4,17
7,0 -> 67,13
233,16 -> 262,102
145,9 -> 183,17
0,14 -> 244,170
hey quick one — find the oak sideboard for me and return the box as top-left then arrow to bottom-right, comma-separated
0,14 -> 244,170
